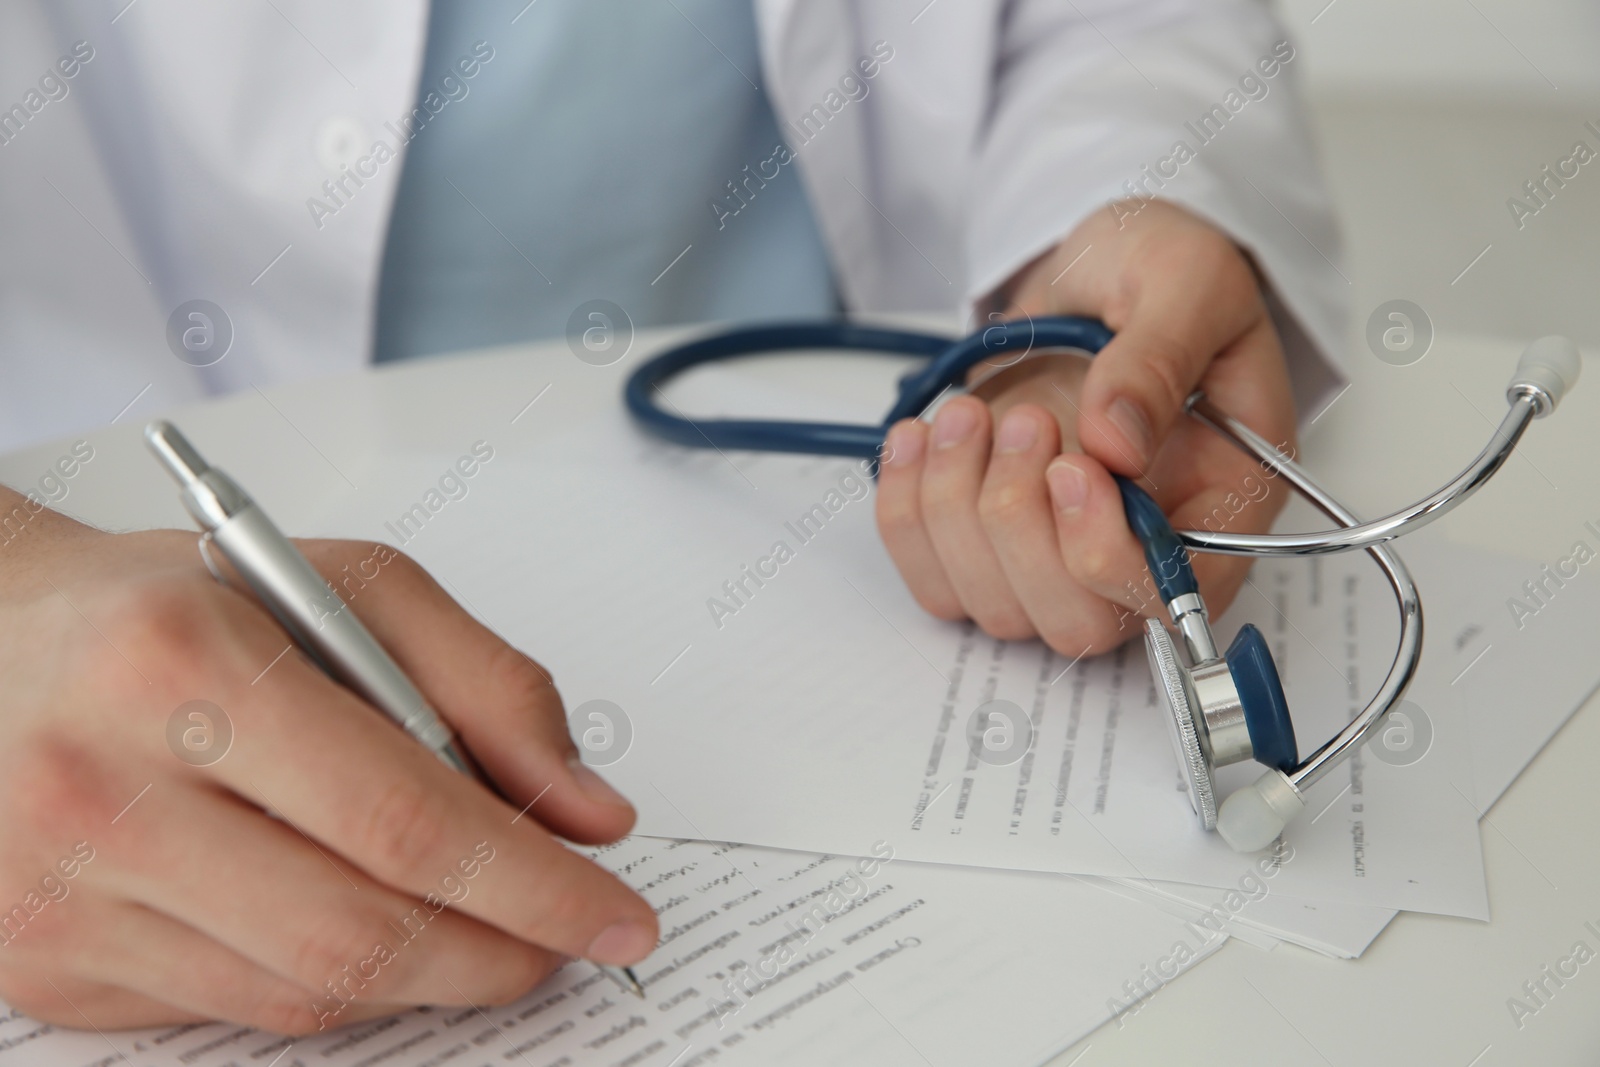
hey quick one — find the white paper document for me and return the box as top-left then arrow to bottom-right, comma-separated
1436,528 -> 1600,810
0,837 -> 1220,1067
1108,870 -> 1398,958
307,382 -> 1487,920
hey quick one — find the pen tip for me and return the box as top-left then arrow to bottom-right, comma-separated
602,965 -> 646,999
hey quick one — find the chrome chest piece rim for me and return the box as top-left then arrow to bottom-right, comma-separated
1145,618 -> 1216,830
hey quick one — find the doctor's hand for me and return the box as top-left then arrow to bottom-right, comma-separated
876,199 -> 1297,656
0,493 -> 656,1034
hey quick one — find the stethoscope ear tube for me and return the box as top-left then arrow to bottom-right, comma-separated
882,316 -> 1113,424
623,316 -> 1117,461
623,322 -> 950,460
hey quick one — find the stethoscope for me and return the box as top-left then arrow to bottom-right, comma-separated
624,317 -> 1580,850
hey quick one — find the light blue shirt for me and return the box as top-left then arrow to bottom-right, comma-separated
374,0 -> 837,362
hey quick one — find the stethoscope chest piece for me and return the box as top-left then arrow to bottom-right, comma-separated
1145,607 -> 1301,834
1145,618 -> 1217,829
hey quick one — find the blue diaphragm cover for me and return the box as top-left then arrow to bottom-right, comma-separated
1226,623 -> 1297,771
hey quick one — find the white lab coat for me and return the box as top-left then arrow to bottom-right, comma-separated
0,0 -> 1344,453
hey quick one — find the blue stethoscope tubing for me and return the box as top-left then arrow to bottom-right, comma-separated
627,317 -> 1103,454
623,315 -> 1571,845
624,317 -> 1191,601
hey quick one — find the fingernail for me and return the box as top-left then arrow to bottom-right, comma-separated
931,401 -> 978,449
995,409 -> 1037,454
586,921 -> 656,964
1107,398 -> 1152,463
1047,460 -> 1088,515
567,754 -> 633,811
883,421 -> 924,467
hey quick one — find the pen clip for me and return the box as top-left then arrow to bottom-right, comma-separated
197,530 -> 232,589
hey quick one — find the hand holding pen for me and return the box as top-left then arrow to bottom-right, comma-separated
97,421 -> 652,1020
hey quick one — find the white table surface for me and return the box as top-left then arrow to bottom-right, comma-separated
2,322 -> 1596,1067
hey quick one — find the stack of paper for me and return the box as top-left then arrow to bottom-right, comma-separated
4,348 -> 1595,1067
339,448 -> 1494,958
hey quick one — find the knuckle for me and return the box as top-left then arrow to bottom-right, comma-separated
359,778 -> 450,877
97,578 -> 222,690
3,735 -> 107,840
970,606 -> 1036,644
976,480 -> 1032,532
88,572 -> 293,707
484,640 -> 557,715
1193,232 -> 1255,290
908,586 -> 966,623
105,577 -> 207,652
1038,624 -> 1081,658
918,476 -> 970,524
287,909 -> 393,992
382,546 -> 428,584
1073,545 -> 1122,588
874,490 -> 924,542
1132,336 -> 1195,416
1179,226 -> 1234,266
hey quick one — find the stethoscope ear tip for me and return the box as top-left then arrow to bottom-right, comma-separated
1216,770 -> 1304,853
1512,336 -> 1582,414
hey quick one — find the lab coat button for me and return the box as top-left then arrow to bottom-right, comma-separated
314,116 -> 368,172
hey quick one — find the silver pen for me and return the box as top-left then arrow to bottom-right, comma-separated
145,420 -> 646,1000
